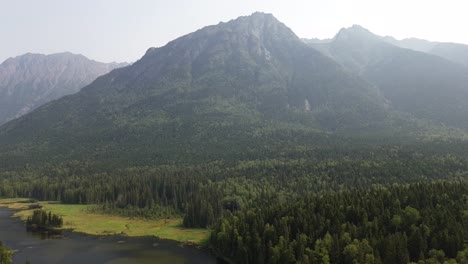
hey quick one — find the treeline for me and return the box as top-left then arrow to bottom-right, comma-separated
1,152 -> 468,213
210,182 -> 468,263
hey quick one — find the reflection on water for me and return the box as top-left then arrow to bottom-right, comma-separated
0,208 -> 216,264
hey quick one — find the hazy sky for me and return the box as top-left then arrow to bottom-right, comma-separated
1,0 -> 467,63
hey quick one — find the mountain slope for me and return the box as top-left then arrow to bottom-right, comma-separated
0,13 -> 391,167
429,42 -> 468,67
382,36 -> 468,67
0,52 -> 127,125
382,36 -> 437,53
307,25 -> 468,129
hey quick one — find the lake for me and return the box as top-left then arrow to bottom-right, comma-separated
0,208 -> 217,264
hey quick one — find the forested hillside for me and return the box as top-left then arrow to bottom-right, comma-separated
2,13 -> 462,170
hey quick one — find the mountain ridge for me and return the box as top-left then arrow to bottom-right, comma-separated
0,52 -> 128,125
1,14 -> 468,169
0,13 -> 395,168
305,26 -> 468,67
306,25 -> 468,129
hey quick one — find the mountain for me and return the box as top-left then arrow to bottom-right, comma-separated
302,38 -> 332,44
0,52 -> 127,125
0,13 -> 392,168
382,36 -> 437,53
309,30 -> 468,67
307,25 -> 468,129
429,42 -> 468,67
382,36 -> 468,67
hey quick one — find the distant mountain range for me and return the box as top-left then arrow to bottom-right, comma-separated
0,52 -> 127,125
305,26 -> 468,68
0,13 -> 467,168
383,36 -> 468,67
306,25 -> 468,129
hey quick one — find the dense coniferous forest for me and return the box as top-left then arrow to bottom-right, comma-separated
210,182 -> 468,263
1,142 -> 468,263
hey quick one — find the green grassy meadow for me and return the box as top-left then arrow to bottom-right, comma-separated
0,198 -> 209,244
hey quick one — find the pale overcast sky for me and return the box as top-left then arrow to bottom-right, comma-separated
1,0 -> 467,63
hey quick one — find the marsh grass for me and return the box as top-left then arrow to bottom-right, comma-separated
0,198 -> 209,244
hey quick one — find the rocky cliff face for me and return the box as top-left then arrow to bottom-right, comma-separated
0,52 -> 127,125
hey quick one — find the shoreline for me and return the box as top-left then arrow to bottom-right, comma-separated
0,206 -> 218,264
0,198 -> 210,247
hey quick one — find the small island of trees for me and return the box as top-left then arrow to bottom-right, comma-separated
26,209 -> 63,232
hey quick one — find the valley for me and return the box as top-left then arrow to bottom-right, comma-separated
1,7 -> 468,264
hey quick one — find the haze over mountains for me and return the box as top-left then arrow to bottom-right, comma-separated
1,13 -> 468,167
383,36 -> 468,67
0,52 -> 127,125
2,9 -> 468,264
307,25 -> 468,129
306,27 -> 468,68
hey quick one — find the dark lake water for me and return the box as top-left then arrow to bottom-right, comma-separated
0,208 -> 217,264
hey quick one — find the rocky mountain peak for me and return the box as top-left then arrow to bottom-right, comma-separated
0,52 -> 127,125
143,12 -> 299,59
334,25 -> 381,44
